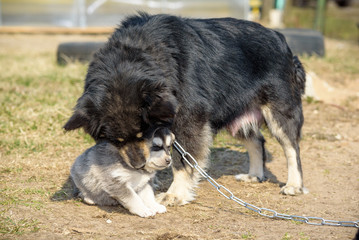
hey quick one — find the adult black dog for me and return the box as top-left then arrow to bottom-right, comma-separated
64,13 -> 307,206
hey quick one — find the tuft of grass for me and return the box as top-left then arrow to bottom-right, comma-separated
241,232 -> 255,239
305,96 -> 316,104
22,188 -> 48,196
299,232 -> 309,240
0,215 -> 40,235
282,232 -> 292,240
0,190 -> 45,210
0,167 -> 23,174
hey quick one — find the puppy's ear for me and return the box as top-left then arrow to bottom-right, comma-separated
141,81 -> 178,126
125,143 -> 148,169
63,111 -> 89,131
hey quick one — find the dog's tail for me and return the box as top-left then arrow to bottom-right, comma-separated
292,55 -> 306,95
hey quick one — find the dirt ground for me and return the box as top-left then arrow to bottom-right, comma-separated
0,34 -> 358,240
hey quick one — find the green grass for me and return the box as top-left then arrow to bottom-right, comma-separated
241,232 -> 255,239
0,213 -> 40,235
0,167 -> 23,174
0,187 -> 45,210
282,232 -> 292,240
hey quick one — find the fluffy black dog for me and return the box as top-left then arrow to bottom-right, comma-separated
64,13 -> 307,206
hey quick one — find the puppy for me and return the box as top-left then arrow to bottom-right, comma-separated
71,127 -> 174,217
64,13 -> 307,206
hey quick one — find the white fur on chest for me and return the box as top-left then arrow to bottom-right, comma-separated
111,167 -> 154,191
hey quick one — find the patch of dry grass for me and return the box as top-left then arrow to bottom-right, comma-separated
0,36 -> 96,235
299,38 -> 359,109
300,39 -> 359,84
0,51 -> 88,152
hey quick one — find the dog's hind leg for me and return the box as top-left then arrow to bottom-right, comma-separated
235,133 -> 266,183
226,109 -> 266,183
156,123 -> 212,206
261,105 -> 308,195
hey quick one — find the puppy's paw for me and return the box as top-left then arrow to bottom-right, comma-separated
235,174 -> 263,183
131,207 -> 156,218
152,203 -> 167,214
82,196 -> 96,205
280,185 -> 309,195
156,192 -> 193,206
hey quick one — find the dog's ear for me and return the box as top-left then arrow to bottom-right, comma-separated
141,82 -> 178,126
147,92 -> 178,125
63,111 -> 89,131
63,93 -> 95,131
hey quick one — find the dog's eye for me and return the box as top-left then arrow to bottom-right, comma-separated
151,146 -> 163,152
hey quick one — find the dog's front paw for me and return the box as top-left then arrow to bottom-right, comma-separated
280,185 -> 309,195
156,192 -> 193,206
235,174 -> 263,183
130,207 -> 156,218
152,203 -> 167,214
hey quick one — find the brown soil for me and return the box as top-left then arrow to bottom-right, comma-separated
0,34 -> 358,240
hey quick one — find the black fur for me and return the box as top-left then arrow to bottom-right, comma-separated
65,13 -> 307,202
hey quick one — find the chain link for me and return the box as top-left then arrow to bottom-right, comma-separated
173,141 -> 359,228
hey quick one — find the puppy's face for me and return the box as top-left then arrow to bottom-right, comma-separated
63,44 -> 178,145
145,128 -> 175,172
117,128 -> 174,172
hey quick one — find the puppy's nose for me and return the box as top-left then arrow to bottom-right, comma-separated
166,157 -> 172,165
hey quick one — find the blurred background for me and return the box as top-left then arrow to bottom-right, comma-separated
0,0 -> 358,40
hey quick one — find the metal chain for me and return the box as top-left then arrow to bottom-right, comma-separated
173,141 -> 359,228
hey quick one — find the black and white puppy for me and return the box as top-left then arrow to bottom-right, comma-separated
71,128 -> 175,217
64,13 -> 307,206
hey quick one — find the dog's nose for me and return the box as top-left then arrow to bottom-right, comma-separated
166,157 -> 172,165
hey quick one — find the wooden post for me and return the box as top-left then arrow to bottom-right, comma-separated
314,0 -> 326,33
